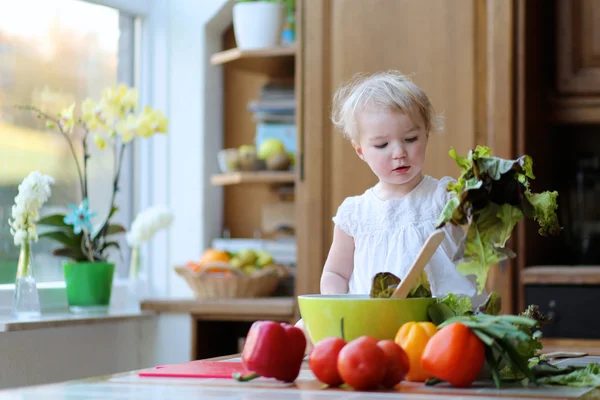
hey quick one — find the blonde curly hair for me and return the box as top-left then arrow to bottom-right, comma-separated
331,70 -> 443,141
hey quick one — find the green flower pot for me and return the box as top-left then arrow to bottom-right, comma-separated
63,262 -> 115,314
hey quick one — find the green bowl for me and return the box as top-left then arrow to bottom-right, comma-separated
297,294 -> 435,344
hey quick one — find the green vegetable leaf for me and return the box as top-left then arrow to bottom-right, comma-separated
437,145 -> 561,293
408,270 -> 432,298
370,272 -> 401,298
457,210 -> 514,292
526,191 -> 562,236
496,204 -> 523,247
537,363 -> 600,387
475,291 -> 502,315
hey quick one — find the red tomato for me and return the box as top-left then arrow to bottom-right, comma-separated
337,336 -> 386,390
309,337 -> 346,386
377,340 -> 410,388
421,322 -> 485,388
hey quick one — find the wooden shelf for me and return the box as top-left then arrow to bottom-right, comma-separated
210,46 -> 296,74
521,266 -> 600,285
211,171 -> 296,186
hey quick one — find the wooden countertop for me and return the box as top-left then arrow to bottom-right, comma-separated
0,354 -> 598,399
141,297 -> 297,322
521,266 -> 600,285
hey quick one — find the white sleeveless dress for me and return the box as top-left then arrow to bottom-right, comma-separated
332,175 -> 478,297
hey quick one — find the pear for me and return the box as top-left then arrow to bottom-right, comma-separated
258,139 -> 286,160
229,257 -> 243,268
237,249 -> 257,267
255,250 -> 274,268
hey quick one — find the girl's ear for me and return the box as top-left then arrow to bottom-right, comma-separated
351,140 -> 365,161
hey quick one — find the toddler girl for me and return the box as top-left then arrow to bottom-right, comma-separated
320,70 -> 478,297
297,70 -> 478,352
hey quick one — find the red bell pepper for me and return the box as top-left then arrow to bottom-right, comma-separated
234,320 -> 307,383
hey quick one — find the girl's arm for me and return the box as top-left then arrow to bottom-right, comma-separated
320,225 -> 355,294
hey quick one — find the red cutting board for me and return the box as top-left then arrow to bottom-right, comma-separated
138,360 -> 251,379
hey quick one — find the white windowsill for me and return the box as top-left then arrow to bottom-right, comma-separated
0,309 -> 155,333
0,278 -> 156,332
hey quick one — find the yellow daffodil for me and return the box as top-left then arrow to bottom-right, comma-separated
93,134 -> 107,150
59,103 -> 75,133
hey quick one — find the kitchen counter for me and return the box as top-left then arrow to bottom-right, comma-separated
141,297 -> 298,360
141,297 -> 297,322
0,354 -> 598,399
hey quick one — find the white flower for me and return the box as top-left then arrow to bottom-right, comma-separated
8,171 -> 55,246
126,205 -> 174,248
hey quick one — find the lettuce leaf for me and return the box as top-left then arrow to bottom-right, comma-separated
437,146 -> 562,293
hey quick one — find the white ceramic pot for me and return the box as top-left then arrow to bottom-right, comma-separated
233,1 -> 285,50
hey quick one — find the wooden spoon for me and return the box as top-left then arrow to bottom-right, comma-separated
391,229 -> 445,298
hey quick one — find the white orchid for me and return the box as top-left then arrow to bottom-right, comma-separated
126,205 -> 174,248
8,171 -> 55,246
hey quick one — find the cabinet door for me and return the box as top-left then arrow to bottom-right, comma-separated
295,0 -> 514,311
556,0 -> 600,94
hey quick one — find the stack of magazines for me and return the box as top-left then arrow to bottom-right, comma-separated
248,81 -> 295,124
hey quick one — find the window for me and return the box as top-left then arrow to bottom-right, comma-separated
0,0 -> 138,283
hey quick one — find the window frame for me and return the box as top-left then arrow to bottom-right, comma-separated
0,0 -> 167,312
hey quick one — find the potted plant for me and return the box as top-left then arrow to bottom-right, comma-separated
233,0 -> 286,50
17,84 -> 168,313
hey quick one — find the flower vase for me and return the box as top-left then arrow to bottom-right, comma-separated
12,241 -> 41,319
126,247 -> 148,310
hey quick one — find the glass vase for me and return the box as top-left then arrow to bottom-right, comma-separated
12,241 -> 41,319
126,247 -> 148,310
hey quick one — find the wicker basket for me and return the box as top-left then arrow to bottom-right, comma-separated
174,262 -> 289,299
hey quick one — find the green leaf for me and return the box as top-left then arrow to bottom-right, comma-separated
101,241 -> 120,252
52,247 -> 86,261
428,303 -> 456,325
520,155 -> 535,179
526,191 -> 562,236
457,211 -> 513,292
38,214 -> 69,228
105,224 -> 126,236
476,157 -> 521,180
38,230 -> 81,248
475,291 -> 502,315
436,293 -> 473,317
449,147 -> 471,170
495,204 -> 524,247
436,197 -> 460,228
437,146 -> 560,294
369,272 -> 400,298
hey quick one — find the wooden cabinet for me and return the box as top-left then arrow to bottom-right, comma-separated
556,0 -> 600,95
552,0 -> 600,123
294,0 -> 514,306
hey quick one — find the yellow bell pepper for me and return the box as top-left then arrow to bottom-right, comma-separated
394,321 -> 438,382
